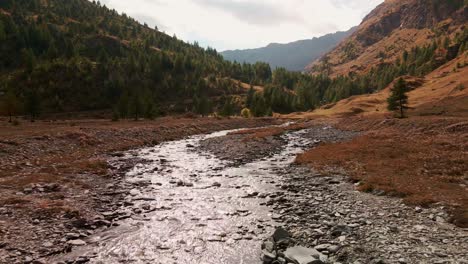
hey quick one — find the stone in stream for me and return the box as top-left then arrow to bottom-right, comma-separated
67,239 -> 87,246
272,227 -> 290,241
129,189 -> 140,196
283,246 -> 324,264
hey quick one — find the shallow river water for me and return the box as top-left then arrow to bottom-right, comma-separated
66,128 -> 315,264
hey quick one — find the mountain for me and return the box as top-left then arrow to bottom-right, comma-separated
307,0 -> 467,76
221,28 -> 355,72
293,0 -> 468,118
0,0 -> 466,121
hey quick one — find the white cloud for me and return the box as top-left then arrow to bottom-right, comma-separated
97,0 -> 384,51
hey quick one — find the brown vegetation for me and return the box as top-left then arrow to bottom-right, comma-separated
291,54 -> 468,119
296,116 -> 468,227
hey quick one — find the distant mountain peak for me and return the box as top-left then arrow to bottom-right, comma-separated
221,28 -> 356,72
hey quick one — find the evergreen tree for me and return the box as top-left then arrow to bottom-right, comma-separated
246,85 -> 255,108
387,78 -> 409,118
198,95 -> 210,116
21,48 -> 36,72
251,93 -> 267,117
0,21 -> 6,41
0,87 -> 20,123
144,100 -> 158,120
219,96 -> 234,117
25,89 -> 41,122
130,92 -> 143,121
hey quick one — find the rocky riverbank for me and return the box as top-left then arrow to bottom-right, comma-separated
0,117 -> 281,264
199,123 -> 356,167
262,165 -> 468,263
200,124 -> 468,263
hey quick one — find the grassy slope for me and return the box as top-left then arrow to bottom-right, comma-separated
289,52 -> 468,227
288,53 -> 468,118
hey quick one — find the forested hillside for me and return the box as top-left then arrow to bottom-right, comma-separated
0,0 -> 275,118
0,0 -> 466,120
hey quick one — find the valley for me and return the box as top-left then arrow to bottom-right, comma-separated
0,0 -> 467,263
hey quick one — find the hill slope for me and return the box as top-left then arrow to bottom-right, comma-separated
289,53 -> 468,118
0,0 -> 275,118
307,0 -> 467,77
221,28 -> 355,72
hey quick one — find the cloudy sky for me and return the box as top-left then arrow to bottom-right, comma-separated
98,0 -> 384,51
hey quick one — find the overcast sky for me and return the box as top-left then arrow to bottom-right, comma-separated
98,0 -> 384,51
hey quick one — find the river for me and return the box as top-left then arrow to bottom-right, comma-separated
58,127 -> 315,264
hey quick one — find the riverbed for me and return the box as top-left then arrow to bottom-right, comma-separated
55,126 -> 319,263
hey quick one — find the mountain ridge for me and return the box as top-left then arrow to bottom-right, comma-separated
307,0 -> 467,76
221,27 -> 356,71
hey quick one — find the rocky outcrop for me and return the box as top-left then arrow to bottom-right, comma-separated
307,0 -> 467,76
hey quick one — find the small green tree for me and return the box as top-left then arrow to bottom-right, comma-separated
219,96 -> 235,117
0,87 -> 20,123
25,89 -> 41,122
130,93 -> 143,121
0,21 -> 6,41
144,100 -> 158,120
387,78 -> 409,118
246,85 -> 255,108
251,93 -> 267,117
198,95 -> 211,117
22,48 -> 36,73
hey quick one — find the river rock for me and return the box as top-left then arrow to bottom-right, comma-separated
273,227 -> 290,242
283,246 -> 324,264
129,189 -> 140,196
67,239 -> 86,246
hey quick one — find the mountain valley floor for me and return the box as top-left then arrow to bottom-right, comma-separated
0,114 -> 466,263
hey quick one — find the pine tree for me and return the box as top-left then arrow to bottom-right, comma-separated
130,92 -> 143,121
220,96 -> 234,117
0,87 -> 20,123
0,21 -> 6,41
25,89 -> 41,122
246,85 -> 255,108
22,48 -> 36,72
387,78 -> 409,118
198,95 -> 210,116
144,100 -> 158,120
251,93 -> 267,117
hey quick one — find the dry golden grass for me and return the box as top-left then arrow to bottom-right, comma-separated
296,116 -> 468,227
293,54 -> 468,120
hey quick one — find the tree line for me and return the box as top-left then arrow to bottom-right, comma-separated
0,0 -> 466,121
